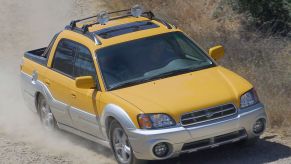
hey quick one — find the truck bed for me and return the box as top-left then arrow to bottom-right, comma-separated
24,47 -> 48,66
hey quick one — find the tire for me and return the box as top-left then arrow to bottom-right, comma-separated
109,120 -> 147,164
37,95 -> 57,130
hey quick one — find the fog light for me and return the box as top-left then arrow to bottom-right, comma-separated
253,118 -> 266,134
153,142 -> 169,158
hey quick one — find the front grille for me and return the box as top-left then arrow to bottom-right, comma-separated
181,104 -> 237,126
181,129 -> 247,152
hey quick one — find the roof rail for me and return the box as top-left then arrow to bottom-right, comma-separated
65,5 -> 175,45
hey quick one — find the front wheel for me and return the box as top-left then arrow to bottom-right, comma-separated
109,120 -> 147,164
38,95 -> 57,130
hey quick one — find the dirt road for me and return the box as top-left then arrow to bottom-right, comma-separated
0,0 -> 290,163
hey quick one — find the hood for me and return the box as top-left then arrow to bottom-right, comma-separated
111,66 -> 252,121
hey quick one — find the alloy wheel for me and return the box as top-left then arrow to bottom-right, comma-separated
112,127 -> 132,163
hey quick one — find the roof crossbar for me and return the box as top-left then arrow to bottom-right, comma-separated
64,25 -> 102,45
65,5 -> 175,45
69,9 -> 131,30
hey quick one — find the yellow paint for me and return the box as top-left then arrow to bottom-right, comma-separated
21,16 -> 253,128
75,76 -> 95,89
111,66 -> 252,123
209,45 -> 224,61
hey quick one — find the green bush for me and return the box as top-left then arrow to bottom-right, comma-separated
232,0 -> 290,35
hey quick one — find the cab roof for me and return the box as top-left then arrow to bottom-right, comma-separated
64,8 -> 178,48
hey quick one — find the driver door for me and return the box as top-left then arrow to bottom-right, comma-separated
69,43 -> 102,137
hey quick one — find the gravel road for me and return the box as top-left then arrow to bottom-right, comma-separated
0,0 -> 290,163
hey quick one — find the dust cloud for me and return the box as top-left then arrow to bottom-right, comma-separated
0,0 -> 114,163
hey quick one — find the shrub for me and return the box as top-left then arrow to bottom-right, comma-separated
233,0 -> 290,35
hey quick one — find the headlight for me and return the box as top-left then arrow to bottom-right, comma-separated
240,88 -> 259,108
138,114 -> 176,129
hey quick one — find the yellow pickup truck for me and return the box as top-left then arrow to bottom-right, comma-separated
21,5 -> 267,164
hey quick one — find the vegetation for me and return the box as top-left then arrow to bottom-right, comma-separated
229,0 -> 291,35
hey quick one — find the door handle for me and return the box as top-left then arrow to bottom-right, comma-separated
44,80 -> 51,86
71,93 -> 76,99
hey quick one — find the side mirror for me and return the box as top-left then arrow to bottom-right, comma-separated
75,76 -> 95,89
209,45 -> 224,61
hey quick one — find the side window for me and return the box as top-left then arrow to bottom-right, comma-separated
74,45 -> 97,80
52,40 -> 77,76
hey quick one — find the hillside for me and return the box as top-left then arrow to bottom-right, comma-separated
105,0 -> 291,129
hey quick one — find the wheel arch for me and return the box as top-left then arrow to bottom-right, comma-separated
101,104 -> 137,140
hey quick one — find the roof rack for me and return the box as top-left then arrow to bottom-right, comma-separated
65,5 -> 175,45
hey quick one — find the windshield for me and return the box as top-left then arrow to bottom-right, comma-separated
97,32 -> 215,90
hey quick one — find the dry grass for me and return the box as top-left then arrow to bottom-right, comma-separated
104,0 -> 291,128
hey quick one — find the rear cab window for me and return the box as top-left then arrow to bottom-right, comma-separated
52,40 -> 77,77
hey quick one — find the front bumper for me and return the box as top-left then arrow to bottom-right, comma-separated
128,103 -> 267,160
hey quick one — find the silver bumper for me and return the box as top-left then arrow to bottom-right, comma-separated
128,103 -> 267,160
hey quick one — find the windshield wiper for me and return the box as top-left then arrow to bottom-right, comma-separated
109,68 -> 193,90
144,64 -> 215,81
149,68 -> 194,80
109,78 -> 154,90
109,65 -> 214,90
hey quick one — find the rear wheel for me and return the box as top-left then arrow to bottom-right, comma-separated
38,95 -> 57,130
109,120 -> 147,164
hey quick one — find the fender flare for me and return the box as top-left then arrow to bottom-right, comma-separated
100,104 -> 137,139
